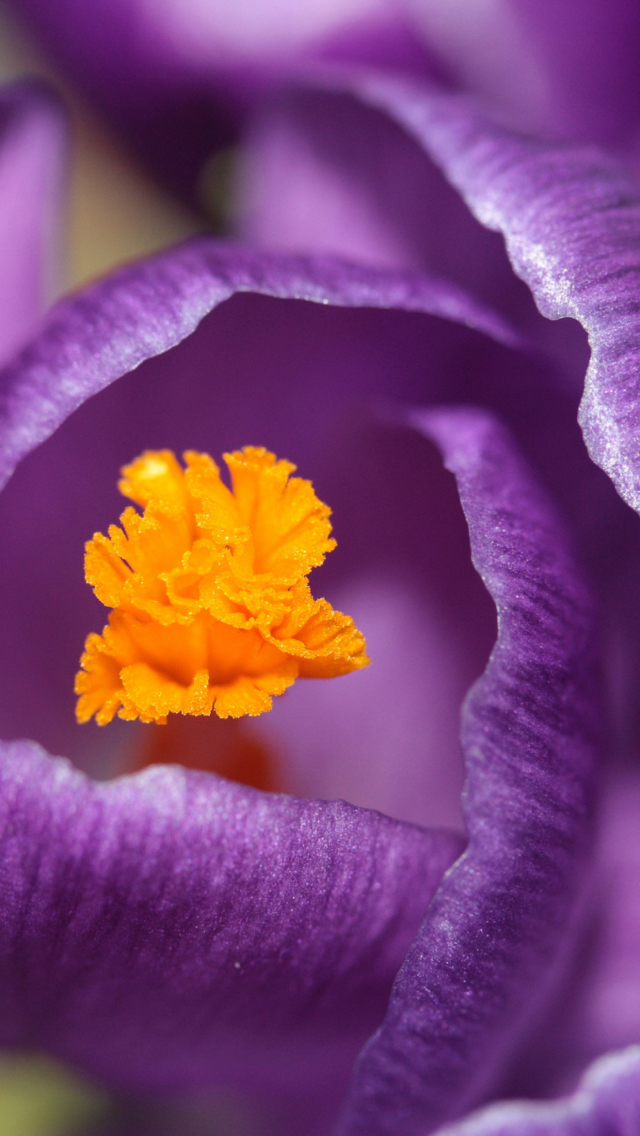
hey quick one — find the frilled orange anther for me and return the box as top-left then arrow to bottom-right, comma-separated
75,447 -> 369,724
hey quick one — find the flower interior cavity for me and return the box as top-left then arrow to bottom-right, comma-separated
75,446 -> 369,724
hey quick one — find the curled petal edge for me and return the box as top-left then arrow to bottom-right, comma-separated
0,237 -> 522,492
438,1045 -> 640,1136
343,73 -> 640,519
336,406 -> 598,1136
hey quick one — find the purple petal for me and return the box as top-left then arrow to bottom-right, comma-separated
0,81 -> 67,365
6,0 -> 435,198
261,423 -> 497,832
235,85 -> 594,404
408,0 -> 640,148
265,575 -> 479,833
236,88 -> 529,307
564,772 -> 640,1075
343,75 -> 640,520
437,1046 -> 640,1136
336,407 -> 598,1135
15,0 -> 640,201
238,91 -> 433,272
0,737 -> 461,1104
497,769 -> 640,1103
0,237 -> 521,493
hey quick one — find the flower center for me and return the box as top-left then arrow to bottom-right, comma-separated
75,446 -> 369,724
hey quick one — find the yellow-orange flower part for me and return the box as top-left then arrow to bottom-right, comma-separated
75,447 -> 369,724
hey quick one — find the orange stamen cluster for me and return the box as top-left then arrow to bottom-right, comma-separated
75,447 -> 369,724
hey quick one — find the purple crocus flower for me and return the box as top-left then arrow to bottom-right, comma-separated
0,219 -> 599,1133
3,10 -> 640,1136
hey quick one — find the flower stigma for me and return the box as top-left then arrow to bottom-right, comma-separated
75,447 -> 369,724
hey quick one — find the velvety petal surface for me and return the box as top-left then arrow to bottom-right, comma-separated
336,407 -> 597,1135
344,75 -> 640,522
436,1046 -> 640,1136
0,81 -> 67,365
0,737 -> 462,1105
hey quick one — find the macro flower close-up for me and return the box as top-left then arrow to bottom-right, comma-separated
2,3 -> 640,1136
